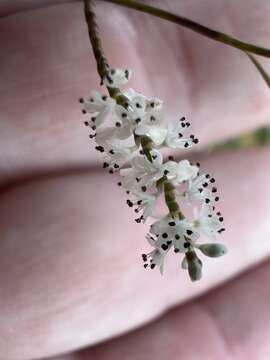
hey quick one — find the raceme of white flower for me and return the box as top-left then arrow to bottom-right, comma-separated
79,67 -> 227,282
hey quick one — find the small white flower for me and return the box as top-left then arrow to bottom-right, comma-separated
120,149 -> 164,190
192,204 -> 225,240
103,68 -> 132,88
101,143 -> 136,172
164,118 -> 199,149
185,173 -> 218,204
127,190 -> 159,222
150,216 -> 199,253
163,160 -> 199,185
80,91 -> 115,128
142,233 -> 172,274
135,125 -> 167,146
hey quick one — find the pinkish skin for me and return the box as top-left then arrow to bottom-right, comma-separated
0,1 -> 270,359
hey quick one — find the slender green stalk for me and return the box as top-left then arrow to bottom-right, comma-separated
246,53 -> 270,88
100,0 -> 270,58
164,179 -> 184,219
83,0 -> 128,105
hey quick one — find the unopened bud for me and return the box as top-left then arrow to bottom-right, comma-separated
199,243 -> 227,258
186,250 -> 202,282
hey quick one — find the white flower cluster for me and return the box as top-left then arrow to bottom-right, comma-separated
80,67 -> 227,281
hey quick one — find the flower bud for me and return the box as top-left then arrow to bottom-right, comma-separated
181,256 -> 188,270
199,243 -> 227,258
186,251 -> 202,282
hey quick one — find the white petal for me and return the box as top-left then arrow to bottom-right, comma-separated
135,125 -> 167,146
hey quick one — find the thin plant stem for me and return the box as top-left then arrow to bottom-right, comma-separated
246,53 -> 270,89
100,0 -> 270,58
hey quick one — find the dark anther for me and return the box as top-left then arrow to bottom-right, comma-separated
127,200 -> 133,207
186,122 -> 191,127
196,162 -> 201,167
205,198 -> 210,204
114,164 -> 119,169
109,149 -> 115,155
115,122 -> 121,127
84,121 -> 89,126
167,241 -> 172,245
161,244 -> 168,251
139,150 -> 144,155
164,170 -> 169,175
150,116 -> 156,121
79,97 -> 84,104
136,102 -> 142,108
152,155 -> 157,160
162,233 -> 168,239
110,69 -> 116,75
90,98 -> 94,102
180,117 -> 186,122
103,162 -> 109,168
206,174 -> 211,179
109,169 -> 114,174
121,113 -> 127,118
212,187 -> 217,193
150,263 -> 156,269
193,138 -> 199,144
141,186 -> 147,192
117,182 -> 122,186
178,133 -> 183,138
210,178 -> 215,183
91,116 -> 96,122
91,126 -> 96,131
143,264 -> 148,268
82,109 -> 87,114
102,95 -> 108,101
174,248 -> 180,253
168,156 -> 174,161
150,102 -> 155,108
203,182 -> 208,187
219,217 -> 224,222
184,142 -> 189,148
175,234 -> 180,240
142,254 -> 147,261
137,200 -> 142,205
215,196 -> 220,202
186,230 -> 193,235
135,118 -> 141,124
181,123 -> 186,128
95,146 -> 104,153
124,69 -> 129,79
190,134 -> 195,139
184,242 -> 190,249
168,221 -> 176,226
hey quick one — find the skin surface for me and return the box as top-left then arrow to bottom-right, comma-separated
0,1 -> 270,359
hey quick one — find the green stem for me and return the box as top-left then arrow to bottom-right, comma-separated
163,179 -> 185,220
100,0 -> 270,58
83,0 -> 128,105
246,53 -> 270,88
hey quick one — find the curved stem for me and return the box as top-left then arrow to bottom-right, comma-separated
246,53 -> 270,88
100,0 -> 270,58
